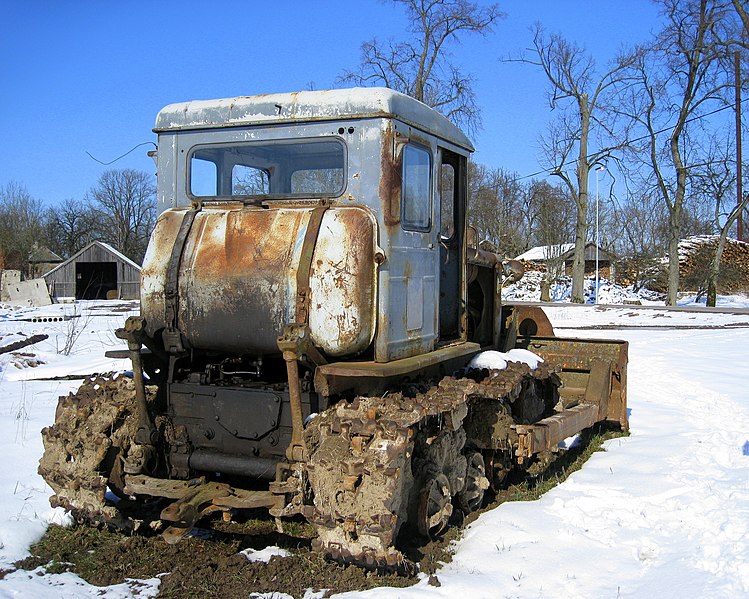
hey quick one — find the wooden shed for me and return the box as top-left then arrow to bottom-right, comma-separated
42,241 -> 142,300
516,242 -> 615,276
28,245 -> 63,278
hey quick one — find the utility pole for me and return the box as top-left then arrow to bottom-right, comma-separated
595,166 -> 605,304
737,51 -> 743,241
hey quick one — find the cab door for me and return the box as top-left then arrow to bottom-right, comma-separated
437,147 -> 466,342
375,141 -> 439,361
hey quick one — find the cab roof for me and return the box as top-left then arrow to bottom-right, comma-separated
154,87 -> 474,152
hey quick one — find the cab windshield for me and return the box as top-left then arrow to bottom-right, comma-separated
189,139 -> 345,199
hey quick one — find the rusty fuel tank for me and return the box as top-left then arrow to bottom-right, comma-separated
141,201 -> 379,357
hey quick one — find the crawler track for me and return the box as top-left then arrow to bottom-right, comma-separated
38,375 -> 158,529
303,362 -> 561,567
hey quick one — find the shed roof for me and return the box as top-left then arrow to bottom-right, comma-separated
28,245 -> 63,263
154,87 -> 474,152
516,244 -> 575,261
516,242 -> 613,262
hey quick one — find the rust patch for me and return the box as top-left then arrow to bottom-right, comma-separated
141,209 -> 192,337
176,205 -> 306,354
510,305 -> 555,337
308,206 -> 377,356
380,123 -> 402,228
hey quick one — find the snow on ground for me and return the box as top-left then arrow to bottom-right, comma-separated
502,270 -> 749,308
501,271 -> 657,304
0,301 -> 155,598
1,299 -> 748,598
345,305 -> 749,599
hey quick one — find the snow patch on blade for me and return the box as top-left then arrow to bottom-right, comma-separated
467,350 -> 507,371
506,348 -> 544,368
467,349 -> 543,371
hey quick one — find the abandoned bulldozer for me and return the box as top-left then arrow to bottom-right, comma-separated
39,88 -> 628,567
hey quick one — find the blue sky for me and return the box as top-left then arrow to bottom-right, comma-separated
1,1 -> 662,206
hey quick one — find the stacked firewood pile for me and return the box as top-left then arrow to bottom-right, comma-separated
613,257 -> 663,289
677,236 -> 749,293
616,236 -> 749,293
518,260 -> 547,273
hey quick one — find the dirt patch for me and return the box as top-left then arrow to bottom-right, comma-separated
15,519 -> 414,598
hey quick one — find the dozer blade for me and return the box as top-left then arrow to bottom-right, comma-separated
518,336 -> 629,430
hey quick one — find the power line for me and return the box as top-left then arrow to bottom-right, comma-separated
86,141 -> 157,166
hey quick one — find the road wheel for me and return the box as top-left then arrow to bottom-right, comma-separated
416,473 -> 452,538
457,451 -> 489,513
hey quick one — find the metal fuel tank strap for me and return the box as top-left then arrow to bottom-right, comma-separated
279,200 -> 331,463
163,204 -> 201,354
295,200 -> 330,326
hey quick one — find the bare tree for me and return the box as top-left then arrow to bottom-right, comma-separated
730,0 -> 749,38
0,181 -> 45,277
511,25 -> 636,302
691,139 -> 749,304
609,187 -> 669,289
612,190 -> 668,259
339,0 -> 503,134
87,169 -> 156,264
467,162 -> 530,257
467,164 -> 575,282
529,179 -> 576,283
44,198 -> 99,259
613,0 -> 733,305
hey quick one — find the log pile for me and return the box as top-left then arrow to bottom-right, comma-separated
518,260 -> 547,273
678,236 -> 749,293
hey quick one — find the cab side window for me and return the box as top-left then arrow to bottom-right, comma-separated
439,162 -> 455,240
401,144 -> 432,231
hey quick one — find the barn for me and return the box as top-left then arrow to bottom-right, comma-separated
42,241 -> 142,300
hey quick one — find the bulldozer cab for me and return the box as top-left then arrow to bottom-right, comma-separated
149,88 -> 474,364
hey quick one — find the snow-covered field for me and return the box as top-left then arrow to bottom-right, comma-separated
1,299 -> 748,598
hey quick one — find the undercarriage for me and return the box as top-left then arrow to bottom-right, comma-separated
39,332 -> 625,568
